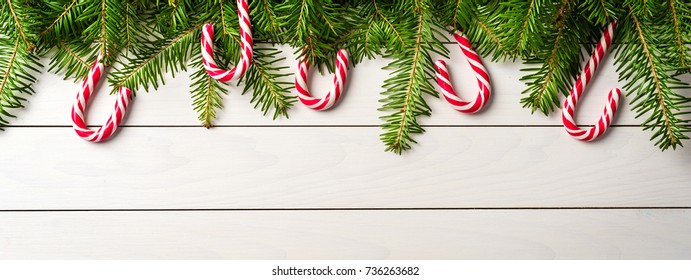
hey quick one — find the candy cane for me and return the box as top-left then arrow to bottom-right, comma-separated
295,49 -> 350,111
434,31 -> 492,114
71,53 -> 132,142
562,21 -> 621,141
200,0 -> 253,82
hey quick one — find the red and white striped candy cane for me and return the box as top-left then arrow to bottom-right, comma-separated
295,49 -> 350,111
562,21 -> 621,141
434,31 -> 491,114
71,53 -> 132,142
200,0 -> 253,82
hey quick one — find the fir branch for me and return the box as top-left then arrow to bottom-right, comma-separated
614,9 -> 691,150
384,14 -> 425,154
343,0 -> 407,63
80,0 -> 126,65
38,0 -> 80,39
435,0 -> 476,29
241,46 -> 295,119
379,1 -> 447,154
277,0 -> 345,67
189,52 -> 228,128
0,36 -> 42,127
156,0 -> 194,33
48,39 -> 95,81
463,2 -> 511,61
499,0 -> 543,57
578,0 -> 622,25
215,0 -> 241,60
251,0 -> 282,40
372,0 -> 405,49
218,0 -> 234,37
110,21 -> 203,94
663,0 -> 691,73
4,0 -> 34,50
520,0 -> 589,115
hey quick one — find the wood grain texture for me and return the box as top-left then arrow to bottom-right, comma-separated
1,127 -> 689,210
1,210 -> 689,259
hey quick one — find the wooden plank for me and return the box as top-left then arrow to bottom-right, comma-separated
1,127 -> 689,209
15,45 -> 689,126
1,209 -> 689,259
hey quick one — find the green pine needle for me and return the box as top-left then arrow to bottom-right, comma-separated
48,39 -> 96,81
0,36 -> 42,128
109,21 -> 202,94
379,0 -> 448,154
189,50 -> 228,128
498,0 -> 544,58
241,46 -> 295,120
614,7 -> 691,151
277,0 -> 345,69
661,0 -> 691,73
519,1 -> 592,115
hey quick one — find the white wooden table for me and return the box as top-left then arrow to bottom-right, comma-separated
1,45 -> 690,259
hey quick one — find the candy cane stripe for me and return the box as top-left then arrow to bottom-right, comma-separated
71,53 -> 132,143
200,0 -> 253,82
295,49 -> 350,111
434,31 -> 492,114
562,21 -> 621,141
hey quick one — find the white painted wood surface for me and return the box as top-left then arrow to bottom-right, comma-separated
2,210 -> 690,259
1,44 -> 690,259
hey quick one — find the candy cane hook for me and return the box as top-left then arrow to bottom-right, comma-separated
562,21 -> 621,141
71,53 -> 132,142
295,49 -> 350,111
434,30 -> 492,114
201,0 -> 253,82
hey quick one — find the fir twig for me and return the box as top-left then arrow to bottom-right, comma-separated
663,0 -> 691,73
189,50 -> 228,128
241,46 -> 295,119
614,7 -> 691,150
379,0 -> 447,154
109,21 -> 203,94
0,37 -> 42,127
520,0 -> 590,115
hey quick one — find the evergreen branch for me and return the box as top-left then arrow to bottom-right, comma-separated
99,0 -> 107,55
80,0 -> 126,65
347,0 -> 408,63
379,3 -> 447,154
124,2 -> 133,49
463,2 -> 511,61
156,0 -> 194,32
219,0 -> 229,36
215,0 -> 241,60
665,0 -> 691,73
614,10 -> 691,150
0,41 -> 20,117
0,36 -> 42,127
520,0 -> 587,115
242,47 -> 295,119
39,0 -> 79,37
189,54 -> 227,128
251,0 -> 282,40
373,0 -> 405,49
435,0 -> 475,29
499,0 -> 541,57
48,39 -> 95,81
394,14 -> 424,147
578,0 -> 622,25
110,21 -> 203,93
277,0 -> 344,67
5,0 -> 33,50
